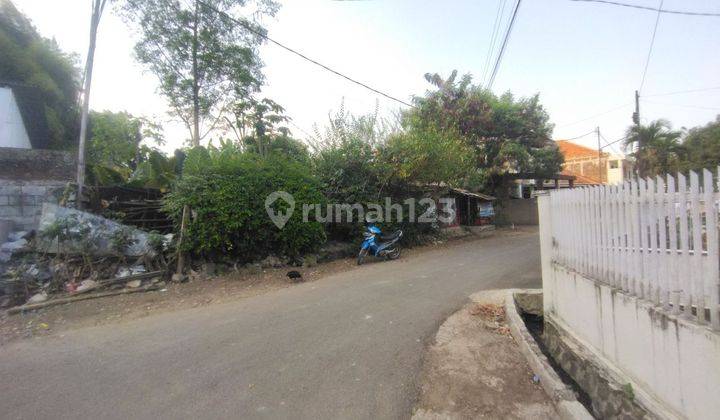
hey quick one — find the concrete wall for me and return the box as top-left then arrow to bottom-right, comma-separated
0,181 -> 67,231
497,198 -> 538,225
539,194 -> 720,420
0,148 -> 75,231
0,147 -> 76,181
0,88 -> 31,149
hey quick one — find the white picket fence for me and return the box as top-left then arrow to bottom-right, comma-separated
549,167 -> 720,330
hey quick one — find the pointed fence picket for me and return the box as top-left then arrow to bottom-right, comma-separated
548,167 -> 720,330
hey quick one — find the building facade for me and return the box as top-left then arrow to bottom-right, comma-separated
556,140 -> 633,185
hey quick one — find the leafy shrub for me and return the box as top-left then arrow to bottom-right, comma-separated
165,146 -> 326,261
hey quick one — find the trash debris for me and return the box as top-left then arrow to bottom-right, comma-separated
76,279 -> 99,293
116,264 -> 147,278
532,374 -> 540,384
126,280 -> 142,288
1,203 -> 171,311
27,292 -> 48,304
8,231 -> 29,242
130,264 -> 146,275
0,238 -> 29,260
470,303 -> 511,335
7,282 -> 164,314
35,203 -> 157,257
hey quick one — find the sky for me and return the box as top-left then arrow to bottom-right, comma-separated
12,0 -> 720,155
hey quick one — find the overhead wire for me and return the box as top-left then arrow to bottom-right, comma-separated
486,0 -> 522,90
638,0 -> 664,94
481,0 -> 508,86
643,86 -> 720,97
195,0 -> 416,108
569,0 -> 720,17
642,100 -> 720,111
557,129 -> 598,141
599,132 -> 626,154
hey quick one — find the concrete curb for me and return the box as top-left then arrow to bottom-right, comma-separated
503,289 -> 594,420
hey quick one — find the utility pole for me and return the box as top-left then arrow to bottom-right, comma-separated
633,90 -> 640,126
76,0 -> 107,209
597,126 -> 603,183
632,90 -> 642,177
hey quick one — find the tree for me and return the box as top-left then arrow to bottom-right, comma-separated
0,0 -> 80,149
311,104 -> 395,203
624,119 -> 682,177
680,115 -> 720,172
379,127 -> 473,186
225,97 -> 290,156
121,0 -> 279,146
406,71 -> 562,193
86,110 -> 166,186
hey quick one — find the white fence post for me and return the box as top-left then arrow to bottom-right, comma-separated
546,167 -> 720,330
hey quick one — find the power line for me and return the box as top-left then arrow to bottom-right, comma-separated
599,132 -> 626,153
486,0 -> 522,90
557,129 -> 597,141
195,0 -> 416,109
569,0 -> 720,17
481,0 -> 508,86
639,0 -> 663,94
642,99 -> 720,111
555,102 -> 631,128
643,86 -> 720,97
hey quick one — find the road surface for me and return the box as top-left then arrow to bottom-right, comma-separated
0,229 -> 541,420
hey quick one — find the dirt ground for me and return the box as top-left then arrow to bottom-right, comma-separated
0,228 -> 533,346
412,289 -> 557,419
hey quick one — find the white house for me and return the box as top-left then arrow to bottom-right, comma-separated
0,86 -> 32,149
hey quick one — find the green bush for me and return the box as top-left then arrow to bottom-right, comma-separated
165,146 -> 326,261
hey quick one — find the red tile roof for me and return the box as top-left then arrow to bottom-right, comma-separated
556,140 -> 608,160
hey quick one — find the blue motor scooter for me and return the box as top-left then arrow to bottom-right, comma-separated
357,224 -> 403,265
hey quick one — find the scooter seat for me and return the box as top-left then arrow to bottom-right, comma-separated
380,231 -> 402,242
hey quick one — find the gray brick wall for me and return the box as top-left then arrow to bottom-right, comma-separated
0,181 -> 66,231
0,147 -> 76,181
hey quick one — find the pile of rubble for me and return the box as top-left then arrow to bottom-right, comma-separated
0,204 -> 173,312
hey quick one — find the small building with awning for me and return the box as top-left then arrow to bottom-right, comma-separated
440,187 -> 496,228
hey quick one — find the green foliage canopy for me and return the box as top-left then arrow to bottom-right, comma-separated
624,119 -> 683,178
0,0 -> 80,149
680,115 -> 720,172
406,71 -> 563,190
121,0 -> 279,145
165,142 -> 325,260
86,110 -> 173,187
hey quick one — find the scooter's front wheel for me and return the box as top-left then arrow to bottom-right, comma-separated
387,247 -> 401,260
357,249 -> 369,265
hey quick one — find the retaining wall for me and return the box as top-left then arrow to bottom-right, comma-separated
0,147 -> 74,230
539,194 -> 720,420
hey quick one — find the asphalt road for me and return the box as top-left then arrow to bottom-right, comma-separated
0,229 -> 541,420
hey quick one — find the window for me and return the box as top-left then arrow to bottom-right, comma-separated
609,160 -> 619,169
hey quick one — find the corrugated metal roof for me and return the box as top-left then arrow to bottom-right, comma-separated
449,187 -> 496,201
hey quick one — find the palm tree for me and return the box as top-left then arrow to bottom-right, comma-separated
624,119 -> 682,178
